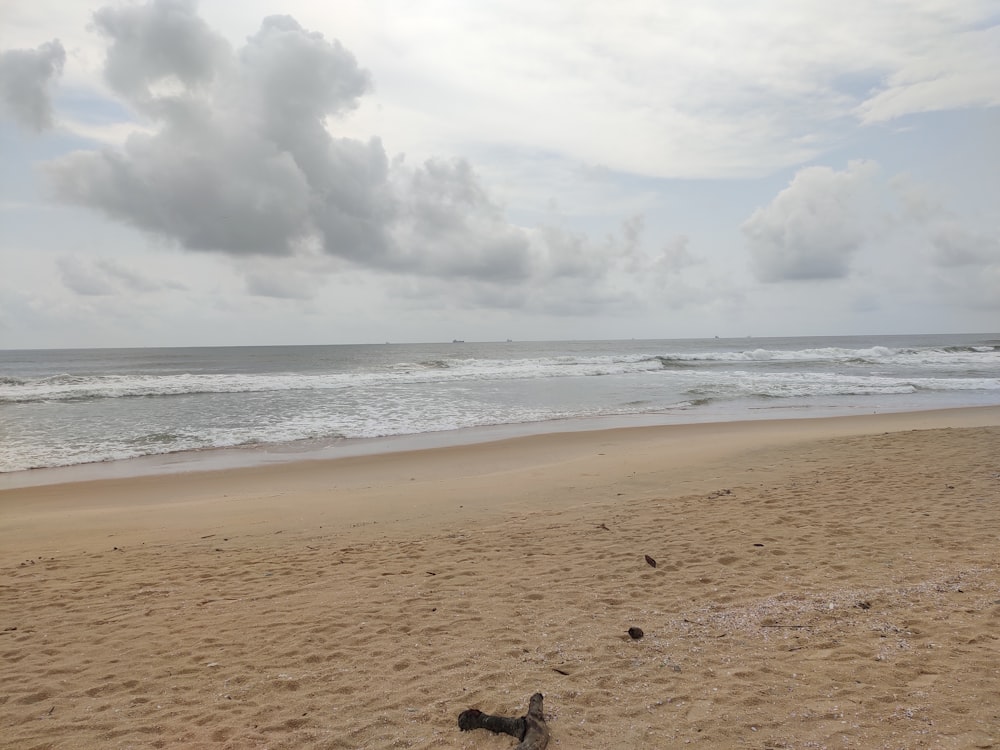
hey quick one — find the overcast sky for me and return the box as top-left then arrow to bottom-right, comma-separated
1,0 -> 998,348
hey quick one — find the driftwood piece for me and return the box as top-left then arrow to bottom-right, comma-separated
458,692 -> 549,750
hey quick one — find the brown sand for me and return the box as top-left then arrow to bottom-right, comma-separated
2,407 -> 999,749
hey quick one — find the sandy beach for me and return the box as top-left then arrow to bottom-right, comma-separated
2,407 -> 999,749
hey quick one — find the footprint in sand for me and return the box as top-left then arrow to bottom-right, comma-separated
805,648 -> 837,661
686,699 -> 714,721
908,673 -> 939,689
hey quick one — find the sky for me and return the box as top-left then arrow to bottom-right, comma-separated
1,0 -> 998,348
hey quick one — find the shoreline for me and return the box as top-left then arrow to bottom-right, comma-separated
3,401 -> 998,491
2,405 -> 998,561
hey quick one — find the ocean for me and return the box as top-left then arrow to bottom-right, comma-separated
1,333 -> 998,480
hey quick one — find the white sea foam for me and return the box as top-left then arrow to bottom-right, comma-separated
2,345 -> 997,404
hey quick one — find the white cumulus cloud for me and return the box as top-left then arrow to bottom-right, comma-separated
742,160 -> 885,282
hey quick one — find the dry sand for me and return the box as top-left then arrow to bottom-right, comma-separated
2,407 -> 999,749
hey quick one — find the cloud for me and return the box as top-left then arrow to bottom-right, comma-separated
0,40 -> 65,131
44,2 -> 530,279
891,177 -> 1000,310
100,258 -> 185,292
742,160 -> 884,282
655,235 -> 699,275
387,156 -> 532,280
44,0 -> 668,317
928,254 -> 1000,311
930,224 -> 1000,268
389,215 -> 669,317
242,255 -> 331,299
244,271 -> 318,300
92,0 -> 229,105
888,173 -> 1000,269
58,256 -> 116,295
47,5 -> 378,259
58,256 -> 185,296
856,22 -> 1000,123
328,1 -> 1000,180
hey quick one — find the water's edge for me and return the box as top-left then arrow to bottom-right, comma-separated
4,402 -> 997,491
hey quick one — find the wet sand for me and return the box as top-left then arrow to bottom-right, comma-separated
2,407 -> 999,748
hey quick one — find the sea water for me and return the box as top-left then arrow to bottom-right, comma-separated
1,333 -> 998,476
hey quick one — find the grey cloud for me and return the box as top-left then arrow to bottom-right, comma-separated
621,215 -> 643,249
527,285 -> 639,317
395,277 -> 529,312
45,1 -> 653,314
58,256 -> 182,295
392,213 -> 660,316
655,235 -> 698,275
92,0 -> 229,105
888,175 -> 1000,271
45,3 -> 535,281
242,256 -> 330,299
240,15 -> 372,121
533,227 -> 592,280
245,272 -> 316,299
888,173 -> 945,223
48,2 -> 381,258
238,13 -> 386,264
58,256 -> 116,296
532,224 -> 617,282
390,157 -> 531,280
743,160 -> 882,282
931,224 -> 1000,268
50,130 -> 316,254
398,273 -> 638,318
0,40 -> 65,131
96,259 -> 183,292
930,262 -> 1000,311
611,215 -> 645,273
